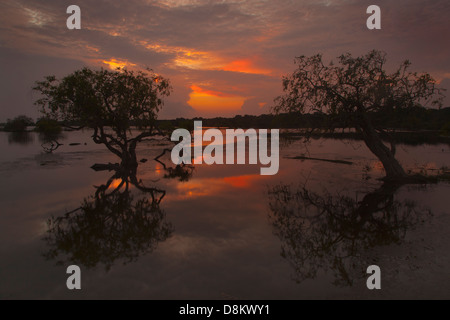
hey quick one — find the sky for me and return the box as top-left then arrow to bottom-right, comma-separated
0,0 -> 449,120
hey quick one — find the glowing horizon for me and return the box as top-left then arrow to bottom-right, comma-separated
187,85 -> 247,112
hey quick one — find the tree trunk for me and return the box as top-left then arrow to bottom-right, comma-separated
120,149 -> 138,169
357,114 -> 407,181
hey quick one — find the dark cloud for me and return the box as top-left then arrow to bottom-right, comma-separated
0,47 -> 85,120
239,98 -> 269,116
160,100 -> 197,119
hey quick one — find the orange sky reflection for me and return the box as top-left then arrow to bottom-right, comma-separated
175,174 -> 262,199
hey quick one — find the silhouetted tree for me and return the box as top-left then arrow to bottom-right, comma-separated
4,115 -> 34,132
35,117 -> 62,135
268,182 -> 431,286
274,50 -> 445,181
33,67 -> 171,168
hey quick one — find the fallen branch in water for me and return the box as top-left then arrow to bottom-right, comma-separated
287,156 -> 353,165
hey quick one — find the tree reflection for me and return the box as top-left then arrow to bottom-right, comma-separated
8,132 -> 34,145
38,132 -> 65,153
43,160 -> 193,270
268,182 -> 431,286
154,148 -> 194,182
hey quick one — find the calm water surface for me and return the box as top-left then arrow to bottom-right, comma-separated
0,130 -> 449,299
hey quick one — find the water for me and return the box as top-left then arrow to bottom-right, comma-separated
0,130 -> 449,299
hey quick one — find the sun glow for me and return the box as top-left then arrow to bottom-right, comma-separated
187,85 -> 247,112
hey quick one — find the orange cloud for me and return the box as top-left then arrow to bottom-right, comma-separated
187,85 -> 247,112
139,41 -> 222,70
101,58 -> 136,70
221,58 -> 271,75
139,41 -> 272,75
190,85 -> 234,98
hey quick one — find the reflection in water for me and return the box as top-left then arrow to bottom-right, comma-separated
154,148 -> 195,182
38,132 -> 66,153
38,132 -> 65,143
268,182 -> 432,286
8,132 -> 34,145
43,157 -> 193,270
43,171 -> 171,270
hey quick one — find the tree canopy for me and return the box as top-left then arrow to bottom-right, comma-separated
274,50 -> 445,180
274,50 -> 444,116
3,115 -> 34,132
33,67 -> 171,167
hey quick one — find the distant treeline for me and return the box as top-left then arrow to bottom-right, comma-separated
158,107 -> 450,134
2,107 -> 450,136
0,116 -> 62,134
